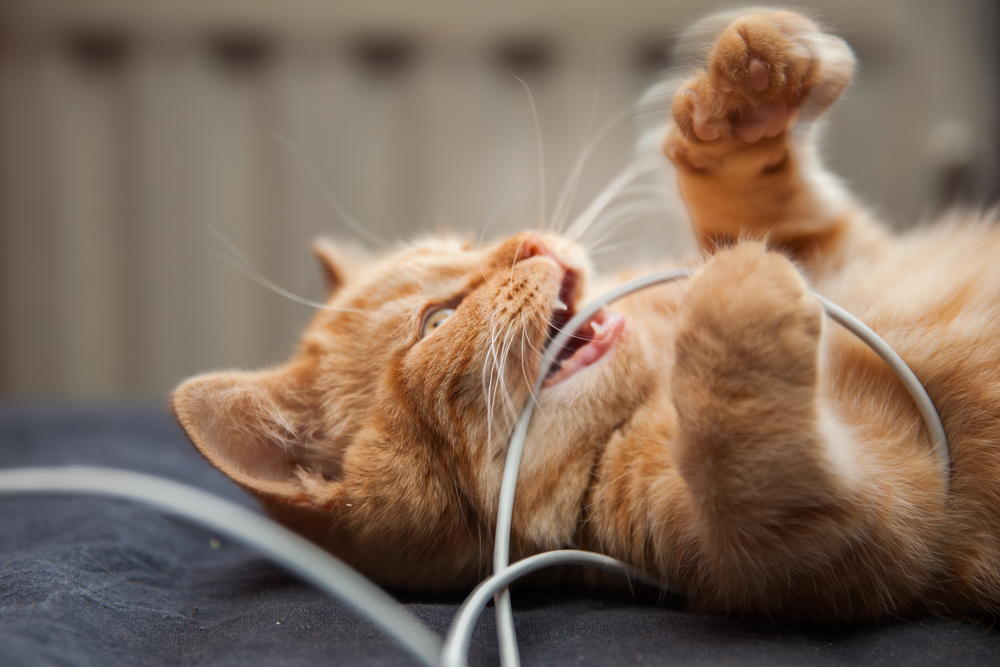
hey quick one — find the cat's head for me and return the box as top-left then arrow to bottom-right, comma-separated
172,231 -> 653,590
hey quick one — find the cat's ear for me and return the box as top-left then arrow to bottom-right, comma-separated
311,237 -> 372,295
171,368 -> 324,504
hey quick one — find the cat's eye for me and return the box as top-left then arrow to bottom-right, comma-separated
422,308 -> 455,337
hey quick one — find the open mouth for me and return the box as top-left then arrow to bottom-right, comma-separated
542,269 -> 625,388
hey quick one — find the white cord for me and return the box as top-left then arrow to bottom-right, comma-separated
813,294 -> 950,481
442,549 -> 675,667
0,268 -> 950,667
489,267 -> 951,667
0,466 -> 442,667
491,268 -> 695,667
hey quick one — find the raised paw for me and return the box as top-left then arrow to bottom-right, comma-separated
671,9 -> 854,145
674,242 -> 824,398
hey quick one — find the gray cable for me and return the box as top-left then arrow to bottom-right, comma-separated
491,268 -> 696,667
490,266 -> 951,667
443,549 -> 676,667
0,466 -> 442,667
0,267 -> 951,667
814,294 -> 951,482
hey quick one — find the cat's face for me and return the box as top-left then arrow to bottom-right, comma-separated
173,231 -> 654,590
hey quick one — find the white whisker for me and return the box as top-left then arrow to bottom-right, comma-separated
566,156 -> 663,242
511,72 -> 547,232
483,315 -> 504,452
519,313 -> 545,410
207,225 -> 369,314
587,238 -> 646,257
580,193 -> 673,249
495,319 -> 520,425
480,189 -> 531,249
273,134 -> 384,247
550,68 -> 602,234
551,106 -> 636,235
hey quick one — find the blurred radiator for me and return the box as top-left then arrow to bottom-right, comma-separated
0,0 -> 996,401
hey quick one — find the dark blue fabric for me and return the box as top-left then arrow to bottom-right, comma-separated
1,405 -> 998,666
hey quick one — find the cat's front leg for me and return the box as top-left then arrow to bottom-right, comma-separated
672,243 -> 861,600
664,10 -> 873,264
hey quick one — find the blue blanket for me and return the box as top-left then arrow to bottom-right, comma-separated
1,405 -> 997,666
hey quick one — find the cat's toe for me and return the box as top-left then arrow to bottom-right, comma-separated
707,11 -> 814,105
677,88 -> 721,142
671,9 -> 853,144
733,99 -> 798,143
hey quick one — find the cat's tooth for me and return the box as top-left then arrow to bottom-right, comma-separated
590,320 -> 606,338
554,298 -> 568,311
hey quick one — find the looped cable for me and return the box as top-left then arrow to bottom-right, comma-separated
489,266 -> 950,667
0,267 -> 950,667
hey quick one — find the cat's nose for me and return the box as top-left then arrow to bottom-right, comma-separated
513,233 -> 553,263
489,232 -> 563,272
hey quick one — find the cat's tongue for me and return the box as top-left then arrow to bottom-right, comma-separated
542,310 -> 625,388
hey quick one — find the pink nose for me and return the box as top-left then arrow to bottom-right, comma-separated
514,233 -> 551,263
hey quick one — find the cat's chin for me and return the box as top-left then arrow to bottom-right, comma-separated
542,310 -> 626,388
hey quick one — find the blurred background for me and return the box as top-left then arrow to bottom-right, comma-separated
0,0 -> 997,403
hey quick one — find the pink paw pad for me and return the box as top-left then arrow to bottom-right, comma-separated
733,99 -> 799,143
748,58 -> 769,92
685,89 -> 722,142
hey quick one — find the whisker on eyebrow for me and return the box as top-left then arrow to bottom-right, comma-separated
272,134 -> 386,247
511,72 -> 547,233
208,226 -> 370,315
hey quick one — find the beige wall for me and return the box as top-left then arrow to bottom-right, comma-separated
1,0 -> 997,401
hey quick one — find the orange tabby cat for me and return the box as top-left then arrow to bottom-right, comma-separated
173,10 -> 1000,622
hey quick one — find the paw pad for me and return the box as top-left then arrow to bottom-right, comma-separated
670,10 -> 852,145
